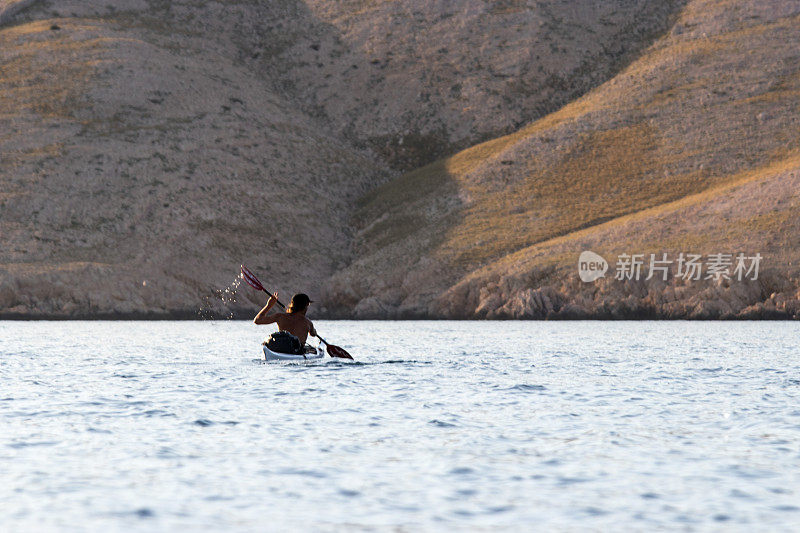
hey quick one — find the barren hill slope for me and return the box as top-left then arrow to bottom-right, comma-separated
324,0 -> 800,318
258,0 -> 684,169
0,0 -> 387,316
0,0 -> 685,318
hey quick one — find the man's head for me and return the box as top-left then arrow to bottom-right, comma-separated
287,293 -> 312,314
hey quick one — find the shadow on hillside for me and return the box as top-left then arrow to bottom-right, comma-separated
322,0 -> 694,317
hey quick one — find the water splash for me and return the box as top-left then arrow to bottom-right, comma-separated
218,276 -> 242,305
197,276 -> 243,320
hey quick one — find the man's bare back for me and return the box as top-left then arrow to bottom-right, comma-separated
273,312 -> 315,345
253,292 -> 317,345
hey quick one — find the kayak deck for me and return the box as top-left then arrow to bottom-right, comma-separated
262,344 -> 325,361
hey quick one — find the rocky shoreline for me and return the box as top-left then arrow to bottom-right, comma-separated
4,277 -> 798,321
3,310 -> 796,321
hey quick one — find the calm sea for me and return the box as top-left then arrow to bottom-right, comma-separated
2,321 -> 799,531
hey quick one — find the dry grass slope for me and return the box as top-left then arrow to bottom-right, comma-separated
0,0 -> 687,318
263,0 -> 685,169
325,0 -> 800,318
2,0 -> 798,319
437,153 -> 800,319
0,0 -> 387,317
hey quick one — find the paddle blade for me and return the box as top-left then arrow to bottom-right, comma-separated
326,344 -> 353,360
240,265 -> 265,292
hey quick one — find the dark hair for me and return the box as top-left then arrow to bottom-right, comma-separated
288,293 -> 312,313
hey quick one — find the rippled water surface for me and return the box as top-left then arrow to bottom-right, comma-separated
2,321 -> 800,531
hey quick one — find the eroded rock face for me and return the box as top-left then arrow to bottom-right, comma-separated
331,259 -> 800,320
439,270 -> 799,320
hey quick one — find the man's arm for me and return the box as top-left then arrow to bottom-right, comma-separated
253,292 -> 280,324
308,319 -> 317,337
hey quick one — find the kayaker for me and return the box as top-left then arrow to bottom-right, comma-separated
254,292 -> 317,348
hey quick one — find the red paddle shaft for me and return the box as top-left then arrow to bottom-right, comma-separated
241,264 -> 287,308
241,265 -> 353,359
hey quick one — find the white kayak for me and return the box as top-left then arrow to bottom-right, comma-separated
262,343 -> 325,362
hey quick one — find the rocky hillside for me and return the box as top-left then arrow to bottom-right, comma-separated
2,0 -> 797,319
0,0 -> 387,317
257,0 -> 684,169
323,0 -> 800,319
0,0 -> 686,318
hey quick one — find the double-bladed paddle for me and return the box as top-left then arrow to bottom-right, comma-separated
240,265 -> 354,359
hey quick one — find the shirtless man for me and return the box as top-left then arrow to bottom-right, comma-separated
253,292 -> 317,345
